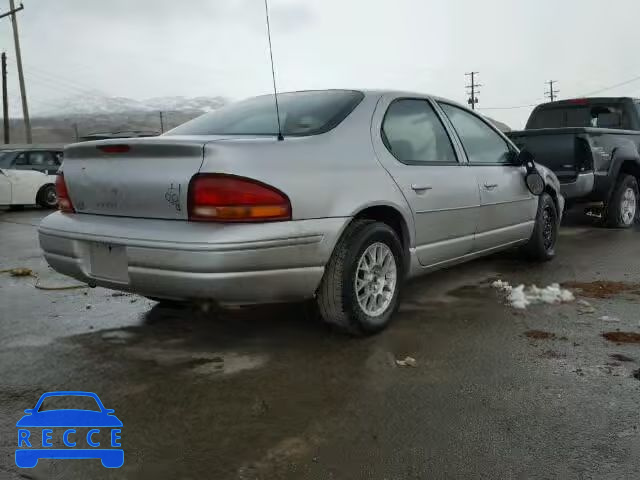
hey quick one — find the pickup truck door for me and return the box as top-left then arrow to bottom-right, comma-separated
438,103 -> 537,251
371,97 -> 480,267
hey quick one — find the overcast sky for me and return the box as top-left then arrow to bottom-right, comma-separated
0,0 -> 639,127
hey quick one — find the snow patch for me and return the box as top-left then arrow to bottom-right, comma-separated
492,280 -> 575,309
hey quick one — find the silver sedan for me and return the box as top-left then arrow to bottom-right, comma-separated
39,89 -> 563,335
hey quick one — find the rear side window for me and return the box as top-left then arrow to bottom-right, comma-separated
381,99 -> 458,164
439,103 -> 511,165
29,152 -> 51,166
166,90 -> 364,137
528,104 -> 627,129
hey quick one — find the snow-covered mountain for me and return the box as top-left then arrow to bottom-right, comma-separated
32,93 -> 227,117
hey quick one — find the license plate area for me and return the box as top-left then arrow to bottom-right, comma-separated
89,243 -> 129,283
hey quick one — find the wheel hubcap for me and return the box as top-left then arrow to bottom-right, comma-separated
542,205 -> 556,251
355,242 -> 397,317
621,188 -> 637,225
46,189 -> 57,205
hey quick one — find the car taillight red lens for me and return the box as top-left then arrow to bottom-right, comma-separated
188,174 -> 291,222
55,173 -> 75,213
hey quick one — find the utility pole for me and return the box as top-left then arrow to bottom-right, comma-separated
465,72 -> 481,110
73,123 -> 79,141
9,0 -> 30,143
159,111 -> 164,134
1,52 -> 9,144
545,80 -> 559,102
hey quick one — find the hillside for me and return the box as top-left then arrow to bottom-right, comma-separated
2,94 -> 227,144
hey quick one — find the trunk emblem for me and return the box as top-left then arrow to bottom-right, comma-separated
165,184 -> 182,212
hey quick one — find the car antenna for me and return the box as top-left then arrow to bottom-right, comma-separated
264,0 -> 284,141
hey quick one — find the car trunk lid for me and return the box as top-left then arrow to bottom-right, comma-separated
62,137 -> 211,220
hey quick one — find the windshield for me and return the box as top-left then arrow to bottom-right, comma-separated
165,90 -> 364,137
38,395 -> 101,412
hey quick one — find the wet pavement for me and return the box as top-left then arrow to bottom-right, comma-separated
1,208 -> 639,479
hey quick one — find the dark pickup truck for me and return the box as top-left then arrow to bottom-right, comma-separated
508,97 -> 640,227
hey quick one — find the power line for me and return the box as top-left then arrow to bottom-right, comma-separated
478,103 -> 538,111
581,74 -> 640,97
7,59 -> 108,98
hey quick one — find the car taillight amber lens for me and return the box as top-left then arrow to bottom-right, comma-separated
188,174 -> 291,222
55,173 -> 75,213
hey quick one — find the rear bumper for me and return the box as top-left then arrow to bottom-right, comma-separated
38,212 -> 349,304
559,172 -> 595,199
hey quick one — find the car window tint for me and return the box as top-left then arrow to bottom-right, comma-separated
38,395 -> 101,412
439,103 -> 511,164
14,153 -> 27,165
381,99 -> 457,164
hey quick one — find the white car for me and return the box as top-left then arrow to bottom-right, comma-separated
0,148 -> 63,209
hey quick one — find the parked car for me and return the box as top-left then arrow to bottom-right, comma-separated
39,90 -> 563,335
508,97 -> 640,227
0,146 -> 64,209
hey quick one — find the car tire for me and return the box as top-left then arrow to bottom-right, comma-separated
605,174 -> 638,228
523,192 -> 558,262
317,219 -> 404,336
37,184 -> 58,209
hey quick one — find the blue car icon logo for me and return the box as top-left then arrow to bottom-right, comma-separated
16,391 -> 123,469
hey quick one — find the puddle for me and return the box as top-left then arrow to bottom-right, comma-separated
524,330 -> 556,340
101,330 -> 138,344
448,284 -> 487,299
190,353 -> 267,376
610,353 -> 635,362
564,281 -> 640,299
602,332 -> 640,344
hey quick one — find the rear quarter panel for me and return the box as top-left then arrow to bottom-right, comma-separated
198,93 -> 415,246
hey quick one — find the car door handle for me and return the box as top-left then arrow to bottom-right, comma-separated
483,183 -> 499,190
411,184 -> 433,192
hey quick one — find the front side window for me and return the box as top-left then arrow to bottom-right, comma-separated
166,90 -> 364,137
381,99 -> 458,164
439,103 -> 511,165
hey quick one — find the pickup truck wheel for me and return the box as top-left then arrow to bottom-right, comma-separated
523,192 -> 558,262
605,174 -> 638,228
317,219 -> 404,336
37,184 -> 58,209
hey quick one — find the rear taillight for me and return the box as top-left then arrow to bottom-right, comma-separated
55,173 -> 75,213
188,174 -> 291,222
575,137 -> 594,172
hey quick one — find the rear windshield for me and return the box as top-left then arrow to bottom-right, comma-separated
527,103 -> 628,129
166,90 -> 364,137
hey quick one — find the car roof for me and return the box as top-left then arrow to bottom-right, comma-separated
269,88 -> 470,111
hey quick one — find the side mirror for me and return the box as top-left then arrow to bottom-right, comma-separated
525,172 -> 545,196
517,149 -> 545,196
23,409 -> 33,414
105,409 -> 115,414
